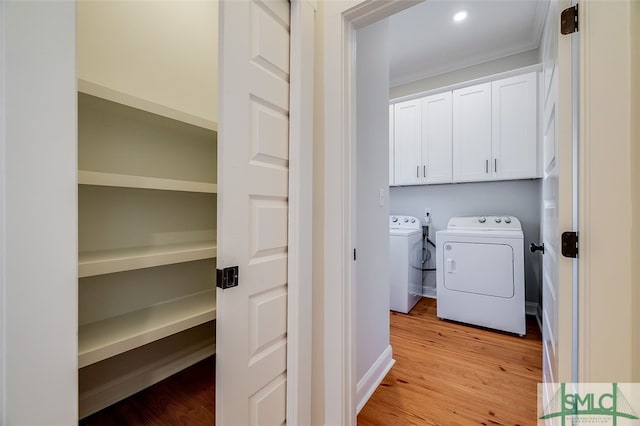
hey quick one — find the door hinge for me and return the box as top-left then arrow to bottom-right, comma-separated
561,4 -> 579,35
217,266 -> 239,289
353,248 -> 357,261
561,232 -> 578,258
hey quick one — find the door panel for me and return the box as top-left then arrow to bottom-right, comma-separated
540,0 -> 575,387
442,242 -> 515,298
393,99 -> 422,185
217,0 -> 290,424
491,72 -> 538,179
422,92 -> 452,184
452,83 -> 492,182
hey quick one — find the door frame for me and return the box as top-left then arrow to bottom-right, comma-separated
287,0 -> 316,424
577,0 -> 636,382
0,1 -> 6,419
321,1 -> 421,424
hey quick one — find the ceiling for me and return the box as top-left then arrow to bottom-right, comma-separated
388,0 -> 549,87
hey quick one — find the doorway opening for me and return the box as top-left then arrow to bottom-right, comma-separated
329,0 -> 576,423
76,1 -> 218,421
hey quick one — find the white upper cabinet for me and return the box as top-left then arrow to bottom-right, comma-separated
393,99 -> 422,185
391,93 -> 453,186
452,82 -> 492,182
421,92 -> 453,184
492,72 -> 538,179
391,70 -> 539,186
389,105 -> 395,186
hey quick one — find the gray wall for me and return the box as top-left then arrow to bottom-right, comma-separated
355,20 -> 391,386
390,179 -> 542,306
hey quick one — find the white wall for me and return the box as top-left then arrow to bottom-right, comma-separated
2,2 -> 78,424
390,49 -> 540,99
311,1 -> 326,424
355,18 -> 392,404
631,0 -> 640,383
578,0 -> 635,382
390,180 -> 541,306
77,0 -> 218,125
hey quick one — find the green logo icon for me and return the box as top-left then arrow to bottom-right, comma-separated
540,383 -> 639,425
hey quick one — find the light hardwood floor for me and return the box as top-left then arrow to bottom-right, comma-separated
358,297 -> 542,426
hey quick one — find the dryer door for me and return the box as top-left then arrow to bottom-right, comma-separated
443,242 -> 515,298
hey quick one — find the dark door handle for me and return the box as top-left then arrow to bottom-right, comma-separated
530,243 -> 545,254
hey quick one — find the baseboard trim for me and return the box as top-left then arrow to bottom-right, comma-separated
422,286 -> 437,299
536,310 -> 543,334
356,345 -> 395,414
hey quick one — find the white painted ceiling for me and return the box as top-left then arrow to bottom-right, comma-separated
389,0 -> 549,87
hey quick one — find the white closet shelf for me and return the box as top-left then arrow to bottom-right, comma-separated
78,290 -> 216,368
79,241 -> 217,278
78,79 -> 218,131
78,170 -> 217,194
79,335 -> 215,419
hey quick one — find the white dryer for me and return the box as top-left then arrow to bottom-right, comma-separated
389,215 -> 423,314
436,216 -> 525,335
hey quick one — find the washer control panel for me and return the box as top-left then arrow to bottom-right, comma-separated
447,216 -> 521,231
390,215 -> 422,230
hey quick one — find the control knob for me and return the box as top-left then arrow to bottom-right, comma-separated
495,217 -> 502,223
478,216 -> 486,223
504,217 -> 511,224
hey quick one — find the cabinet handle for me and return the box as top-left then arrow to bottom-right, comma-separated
416,166 -> 419,178
494,159 -> 497,173
485,159 -> 489,173
423,165 -> 426,178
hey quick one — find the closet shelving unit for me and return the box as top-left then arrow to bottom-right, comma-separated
77,80 -> 218,418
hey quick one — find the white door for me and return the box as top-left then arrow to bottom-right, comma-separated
421,92 -> 453,184
217,0 -> 290,424
393,99 -> 422,185
452,82 -> 492,182
539,0 -> 575,389
492,72 -> 538,180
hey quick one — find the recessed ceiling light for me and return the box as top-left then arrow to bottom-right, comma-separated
453,10 -> 468,23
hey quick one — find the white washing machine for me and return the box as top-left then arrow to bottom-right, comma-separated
389,215 -> 423,314
436,216 -> 525,335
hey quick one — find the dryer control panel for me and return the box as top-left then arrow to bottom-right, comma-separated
390,215 -> 422,230
447,216 -> 522,231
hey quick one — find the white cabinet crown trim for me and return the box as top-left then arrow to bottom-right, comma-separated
390,64 -> 542,105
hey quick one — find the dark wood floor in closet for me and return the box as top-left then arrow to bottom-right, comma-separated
80,357 -> 215,426
358,297 -> 543,425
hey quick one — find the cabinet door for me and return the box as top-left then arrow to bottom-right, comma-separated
393,99 -> 422,185
422,92 -> 452,184
452,82 -> 492,182
389,105 -> 395,186
492,72 -> 538,179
